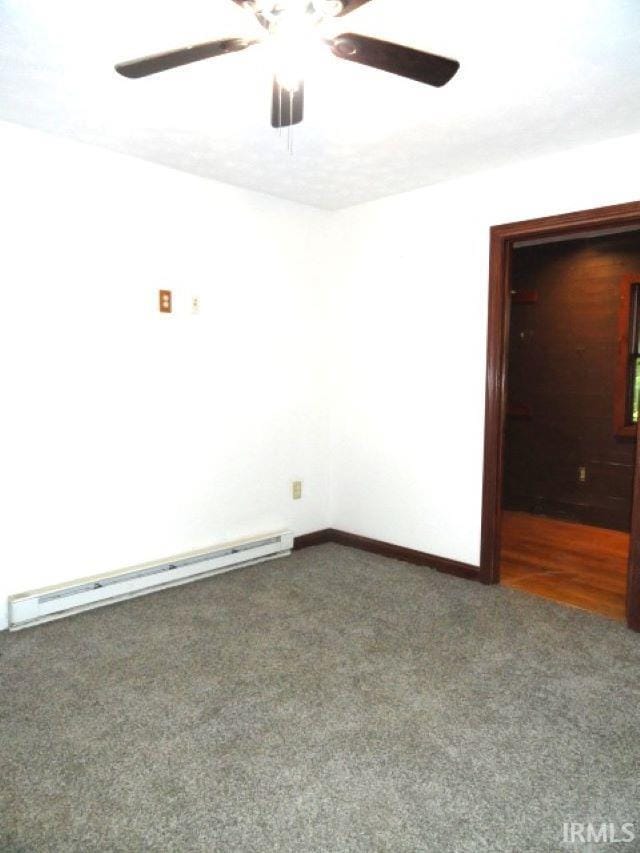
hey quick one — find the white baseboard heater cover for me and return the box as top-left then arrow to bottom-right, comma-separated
8,529 -> 293,630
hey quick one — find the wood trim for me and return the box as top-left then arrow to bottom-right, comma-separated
293,529 -> 335,549
294,529 -> 479,581
485,201 -> 640,242
481,200 -> 640,630
614,274 -> 640,438
480,229 -> 511,584
629,472 -> 640,630
616,427 -> 637,439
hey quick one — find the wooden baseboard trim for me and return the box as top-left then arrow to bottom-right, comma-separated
293,529 -> 335,550
293,528 -> 479,581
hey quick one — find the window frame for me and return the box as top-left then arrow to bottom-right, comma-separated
614,274 -> 640,438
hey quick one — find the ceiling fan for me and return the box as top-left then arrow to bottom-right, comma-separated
115,0 -> 460,129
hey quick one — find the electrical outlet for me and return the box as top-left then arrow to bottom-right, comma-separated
292,480 -> 302,500
578,466 -> 587,483
191,296 -> 200,315
159,289 -> 172,313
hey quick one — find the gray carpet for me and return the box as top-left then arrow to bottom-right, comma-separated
1,543 -> 639,853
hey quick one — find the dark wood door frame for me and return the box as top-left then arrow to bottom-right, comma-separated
479,200 -> 640,631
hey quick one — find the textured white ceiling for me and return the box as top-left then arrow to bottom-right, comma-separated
1,0 -> 640,209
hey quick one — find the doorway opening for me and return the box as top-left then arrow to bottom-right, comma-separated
480,202 -> 640,631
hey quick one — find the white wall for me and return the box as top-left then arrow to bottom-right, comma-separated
0,122 -> 331,629
3,124 -> 640,631
328,132 -> 640,566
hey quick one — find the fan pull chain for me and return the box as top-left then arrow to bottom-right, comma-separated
288,89 -> 294,155
273,82 -> 296,154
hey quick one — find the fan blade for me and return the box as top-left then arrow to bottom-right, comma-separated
229,0 -> 270,29
337,0 -> 373,16
115,37 -> 257,79
329,33 -> 459,87
271,79 -> 304,128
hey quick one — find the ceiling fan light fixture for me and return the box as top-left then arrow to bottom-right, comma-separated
274,61 -> 303,92
267,3 -> 326,91
313,0 -> 344,16
270,31 -> 311,91
115,0 -> 460,129
253,0 -> 315,19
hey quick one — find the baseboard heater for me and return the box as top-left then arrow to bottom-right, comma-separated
8,529 -> 293,630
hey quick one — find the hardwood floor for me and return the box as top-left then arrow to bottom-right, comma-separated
500,511 -> 628,621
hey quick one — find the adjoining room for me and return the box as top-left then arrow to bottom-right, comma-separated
501,230 -> 640,621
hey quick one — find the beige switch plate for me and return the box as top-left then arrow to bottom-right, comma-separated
292,480 -> 302,500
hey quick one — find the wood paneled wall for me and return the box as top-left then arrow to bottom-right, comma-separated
503,231 -> 640,531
